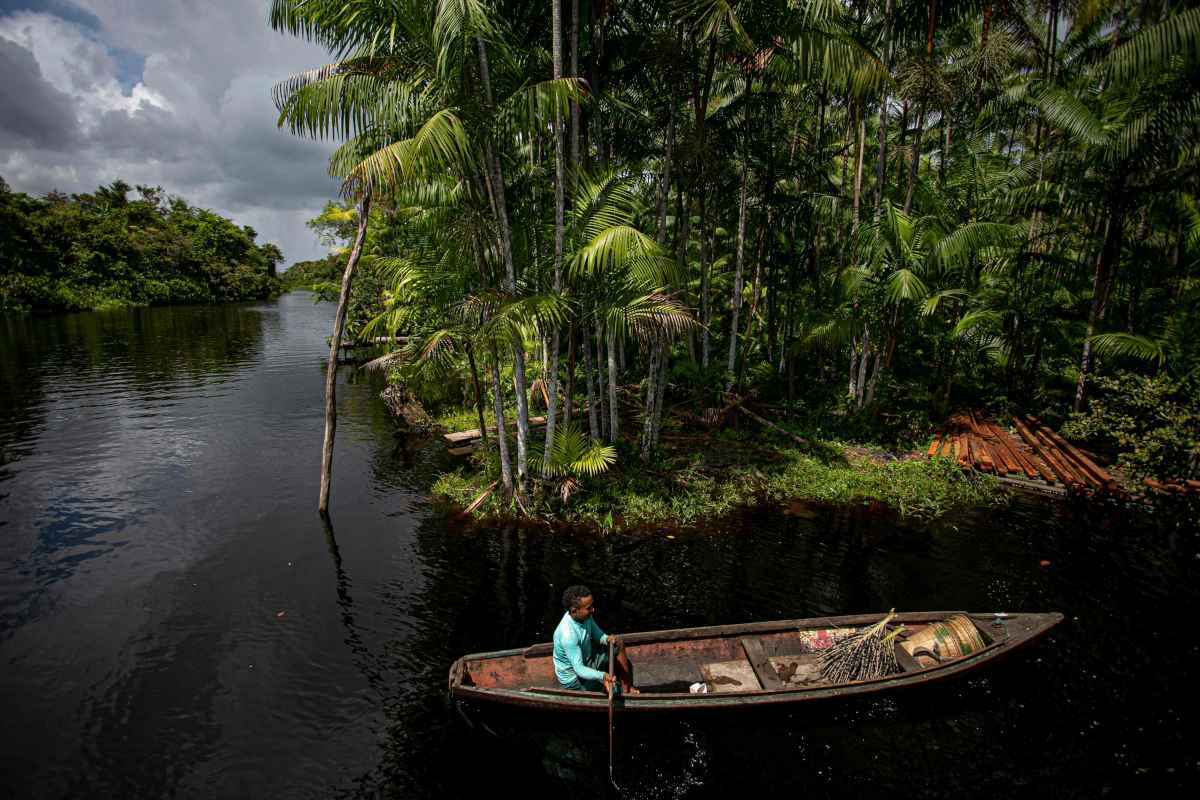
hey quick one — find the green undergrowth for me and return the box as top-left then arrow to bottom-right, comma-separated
431,425 -> 1003,530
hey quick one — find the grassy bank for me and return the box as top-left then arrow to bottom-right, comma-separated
431,420 -> 1003,531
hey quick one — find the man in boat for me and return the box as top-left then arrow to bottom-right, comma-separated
553,585 -> 637,694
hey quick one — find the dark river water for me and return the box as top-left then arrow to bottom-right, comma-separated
1,293 -> 1197,798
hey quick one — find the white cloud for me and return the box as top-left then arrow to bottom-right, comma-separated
0,1 -> 341,263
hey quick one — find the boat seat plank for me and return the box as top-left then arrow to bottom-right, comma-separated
741,637 -> 786,690
699,659 -> 760,692
768,654 -> 823,686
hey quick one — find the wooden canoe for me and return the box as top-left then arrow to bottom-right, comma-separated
448,610 -> 1063,713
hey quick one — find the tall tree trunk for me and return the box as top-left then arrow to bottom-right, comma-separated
736,228 -> 766,391
466,342 -> 487,447
976,2 -> 992,112
318,192 -> 370,514
657,103 -> 675,246
477,36 -> 531,494
875,0 -> 893,222
596,324 -> 609,440
941,114 -> 951,188
607,327 -> 620,443
489,342 -> 514,494
726,160 -> 750,383
856,325 -> 872,407
677,189 -> 696,363
699,194 -> 712,368
652,341 -> 668,449
583,323 -> 600,440
640,338 -> 661,460
511,338 -> 531,492
849,331 -> 860,401
852,105 -> 866,234
569,0 -> 580,191
544,0 -> 566,474
564,322 -> 575,428
1074,199 -> 1126,411
903,106 -> 925,215
864,348 -> 883,407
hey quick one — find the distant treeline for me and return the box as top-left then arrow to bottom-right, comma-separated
280,255 -> 342,292
0,177 -> 282,313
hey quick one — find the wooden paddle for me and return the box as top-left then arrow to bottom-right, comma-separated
607,637 -> 616,786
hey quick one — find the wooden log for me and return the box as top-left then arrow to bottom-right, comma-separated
1026,416 -> 1119,492
979,438 -> 1008,474
974,433 -> 997,473
988,422 -> 1039,480
738,405 -> 811,448
444,416 -> 547,445
983,424 -> 1017,476
1013,416 -> 1080,488
968,411 -> 990,438
1004,419 -> 1057,483
927,431 -> 945,458
1027,422 -> 1088,489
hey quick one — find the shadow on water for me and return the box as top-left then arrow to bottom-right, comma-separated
1,295 -> 1197,798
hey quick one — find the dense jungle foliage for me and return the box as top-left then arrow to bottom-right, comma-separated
0,177 -> 283,313
272,0 -> 1200,505
280,255 -> 343,291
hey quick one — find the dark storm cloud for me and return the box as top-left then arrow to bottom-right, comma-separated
0,1 -> 99,30
0,36 -> 79,150
0,1 -> 341,261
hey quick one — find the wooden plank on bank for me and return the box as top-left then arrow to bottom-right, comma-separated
1006,418 -> 1058,483
1027,416 -> 1118,492
990,422 -> 1042,480
1023,418 -> 1087,488
1012,416 -> 1074,487
984,424 -> 1018,476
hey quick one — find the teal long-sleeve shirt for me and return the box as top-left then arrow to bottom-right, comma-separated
552,611 -> 609,687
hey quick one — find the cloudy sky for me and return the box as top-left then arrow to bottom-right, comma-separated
0,0 -> 341,263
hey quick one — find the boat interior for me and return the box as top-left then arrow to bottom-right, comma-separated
461,617 -> 998,695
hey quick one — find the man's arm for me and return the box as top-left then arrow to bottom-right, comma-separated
588,616 -> 608,647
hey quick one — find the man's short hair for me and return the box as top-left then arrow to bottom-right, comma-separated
562,584 -> 592,611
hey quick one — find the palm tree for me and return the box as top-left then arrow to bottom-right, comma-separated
272,0 -> 585,497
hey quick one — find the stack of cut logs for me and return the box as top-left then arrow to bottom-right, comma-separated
1142,478 -> 1200,497
928,412 -> 1121,495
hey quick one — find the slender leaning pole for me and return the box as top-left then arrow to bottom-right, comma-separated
319,191 -> 371,514
607,636 -> 616,786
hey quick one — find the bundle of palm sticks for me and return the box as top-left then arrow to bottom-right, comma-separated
818,609 -> 905,683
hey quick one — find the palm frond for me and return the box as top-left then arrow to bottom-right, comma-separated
1031,85 -> 1108,147
1107,6 -> 1200,83
345,108 -> 474,193
1088,332 -> 1168,366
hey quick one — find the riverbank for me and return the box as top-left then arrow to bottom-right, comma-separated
430,417 -> 1004,530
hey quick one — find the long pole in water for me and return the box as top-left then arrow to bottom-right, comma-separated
607,637 -> 616,786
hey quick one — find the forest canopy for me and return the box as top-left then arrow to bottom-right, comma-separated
273,0 -> 1199,493
0,177 -> 283,313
